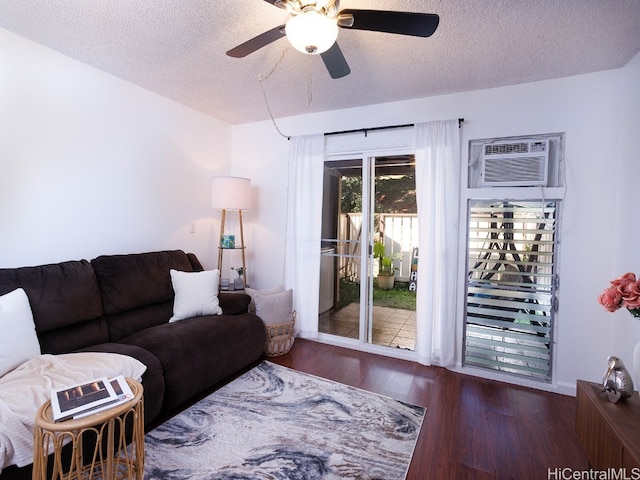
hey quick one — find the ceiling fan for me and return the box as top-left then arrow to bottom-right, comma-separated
226,0 -> 439,79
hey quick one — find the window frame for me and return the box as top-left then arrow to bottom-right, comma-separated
462,199 -> 560,382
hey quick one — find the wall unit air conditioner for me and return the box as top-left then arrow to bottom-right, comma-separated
480,139 -> 549,187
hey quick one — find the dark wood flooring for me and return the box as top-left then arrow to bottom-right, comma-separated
270,338 -> 588,480
1,339 -> 588,480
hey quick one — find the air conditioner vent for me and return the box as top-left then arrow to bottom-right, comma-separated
480,139 -> 549,187
484,142 -> 529,155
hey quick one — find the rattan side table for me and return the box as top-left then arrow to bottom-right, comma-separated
32,378 -> 144,480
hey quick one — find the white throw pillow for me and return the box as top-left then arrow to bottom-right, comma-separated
254,289 -> 294,326
0,288 -> 41,377
169,269 -> 223,322
245,285 -> 284,312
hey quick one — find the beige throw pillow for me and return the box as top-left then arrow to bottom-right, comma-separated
245,285 -> 284,312
254,289 -> 293,326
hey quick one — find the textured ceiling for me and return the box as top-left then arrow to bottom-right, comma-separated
1,0 -> 639,125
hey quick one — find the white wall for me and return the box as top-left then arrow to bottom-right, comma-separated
0,27 -> 230,269
2,22 -> 638,394
231,52 -> 640,394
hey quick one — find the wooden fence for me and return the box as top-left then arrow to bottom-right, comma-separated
337,213 -> 418,282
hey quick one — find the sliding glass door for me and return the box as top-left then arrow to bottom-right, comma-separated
318,158 -> 363,340
318,154 -> 417,350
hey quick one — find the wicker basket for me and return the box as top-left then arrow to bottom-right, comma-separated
264,311 -> 296,357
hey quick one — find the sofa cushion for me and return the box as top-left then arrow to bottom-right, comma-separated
186,253 -> 204,271
119,313 -> 266,411
0,288 -> 41,377
102,304 -> 173,343
91,250 -> 196,341
92,250 -> 194,314
169,269 -> 222,322
0,260 -> 108,353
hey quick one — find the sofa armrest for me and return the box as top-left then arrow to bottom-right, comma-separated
219,293 -> 251,314
78,343 -> 165,424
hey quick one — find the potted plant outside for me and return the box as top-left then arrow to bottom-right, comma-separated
374,241 -> 397,290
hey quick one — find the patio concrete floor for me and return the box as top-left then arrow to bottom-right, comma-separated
319,303 -> 416,350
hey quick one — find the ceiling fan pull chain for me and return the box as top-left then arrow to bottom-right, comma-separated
258,46 -> 291,139
262,45 -> 290,82
258,79 -> 289,140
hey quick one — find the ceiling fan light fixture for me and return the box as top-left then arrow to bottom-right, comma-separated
285,10 -> 338,55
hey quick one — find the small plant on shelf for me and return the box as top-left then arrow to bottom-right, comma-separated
231,266 -> 245,290
231,266 -> 244,278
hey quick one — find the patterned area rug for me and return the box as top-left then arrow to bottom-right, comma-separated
144,361 -> 425,480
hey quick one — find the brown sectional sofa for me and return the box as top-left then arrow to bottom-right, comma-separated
0,249 -> 266,477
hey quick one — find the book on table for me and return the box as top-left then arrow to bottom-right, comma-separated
50,375 -> 134,422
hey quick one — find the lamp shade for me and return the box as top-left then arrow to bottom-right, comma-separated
211,176 -> 251,211
285,11 -> 338,55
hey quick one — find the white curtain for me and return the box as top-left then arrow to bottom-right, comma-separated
285,134 -> 325,338
414,120 -> 461,367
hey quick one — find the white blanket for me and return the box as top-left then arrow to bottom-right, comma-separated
0,352 -> 146,472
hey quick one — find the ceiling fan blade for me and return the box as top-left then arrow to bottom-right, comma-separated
226,25 -> 286,58
263,0 -> 295,12
321,42 -> 350,79
338,10 -> 439,37
263,0 -> 287,8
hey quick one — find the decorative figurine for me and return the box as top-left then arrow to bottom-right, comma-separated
601,355 -> 635,403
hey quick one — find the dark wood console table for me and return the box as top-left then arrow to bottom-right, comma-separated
576,379 -> 640,469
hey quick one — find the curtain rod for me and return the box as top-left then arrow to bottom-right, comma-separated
324,118 -> 464,137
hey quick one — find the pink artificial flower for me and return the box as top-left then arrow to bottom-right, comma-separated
599,273 -> 640,315
623,280 -> 640,308
612,272 -> 636,294
599,285 -> 623,312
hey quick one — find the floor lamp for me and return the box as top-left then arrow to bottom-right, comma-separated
211,176 -> 251,289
